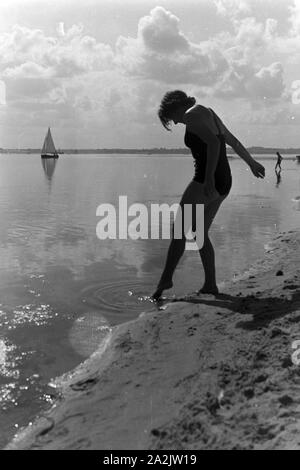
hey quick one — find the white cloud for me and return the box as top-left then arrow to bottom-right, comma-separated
3,61 -> 54,79
112,4 -> 291,107
291,79 -> 300,104
1,1 -> 300,147
215,0 -> 251,18
0,80 -> 6,105
137,6 -> 189,53
115,6 -> 229,85
0,5 -> 294,106
57,22 -> 65,37
289,0 -> 300,34
0,23 -> 114,79
214,59 -> 286,103
245,62 -> 285,100
0,21 -> 115,127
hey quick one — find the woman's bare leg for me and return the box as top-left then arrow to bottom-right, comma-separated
198,193 -> 228,294
198,236 -> 218,293
152,181 -> 211,300
151,236 -> 186,299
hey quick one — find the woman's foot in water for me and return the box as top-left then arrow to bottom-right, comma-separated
151,280 -> 173,301
196,283 -> 219,295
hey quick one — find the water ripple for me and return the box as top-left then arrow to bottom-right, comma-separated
81,279 -> 154,313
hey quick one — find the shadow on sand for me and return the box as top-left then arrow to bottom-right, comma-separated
154,288 -> 300,331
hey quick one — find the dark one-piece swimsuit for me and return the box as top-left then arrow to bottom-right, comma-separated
184,108 -> 232,196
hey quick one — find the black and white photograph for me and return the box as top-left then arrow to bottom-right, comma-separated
0,0 -> 299,453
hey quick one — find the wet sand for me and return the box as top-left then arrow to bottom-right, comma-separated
6,230 -> 300,450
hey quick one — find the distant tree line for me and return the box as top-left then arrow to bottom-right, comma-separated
0,147 -> 300,155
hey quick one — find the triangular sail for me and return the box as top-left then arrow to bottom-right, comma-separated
41,128 -> 57,155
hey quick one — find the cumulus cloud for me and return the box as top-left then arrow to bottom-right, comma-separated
289,0 -> 300,34
3,61 -> 54,79
1,1 -> 300,147
245,62 -> 285,100
115,6 -> 229,85
113,4 -> 289,105
215,0 -> 251,18
0,4 -> 293,109
0,23 -> 114,79
0,22 -> 114,119
137,6 -> 189,53
214,0 -> 300,59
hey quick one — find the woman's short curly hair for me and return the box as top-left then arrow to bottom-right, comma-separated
158,90 -> 196,131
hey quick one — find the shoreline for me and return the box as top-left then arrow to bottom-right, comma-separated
5,229 -> 300,450
1,153 -> 299,160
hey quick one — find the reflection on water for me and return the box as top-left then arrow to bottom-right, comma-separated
275,167 -> 282,187
0,339 -> 18,380
0,154 -> 299,447
41,157 -> 58,186
69,312 -> 111,357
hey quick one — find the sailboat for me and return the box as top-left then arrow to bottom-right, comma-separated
41,127 -> 59,159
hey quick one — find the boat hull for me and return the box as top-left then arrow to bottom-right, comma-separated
41,154 -> 59,159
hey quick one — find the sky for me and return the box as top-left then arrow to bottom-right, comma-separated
0,0 -> 300,149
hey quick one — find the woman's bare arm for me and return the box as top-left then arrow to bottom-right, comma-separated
225,130 -> 255,166
213,112 -> 265,178
211,112 -> 255,165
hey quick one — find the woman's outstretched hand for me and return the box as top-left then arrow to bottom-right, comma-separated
249,160 -> 265,178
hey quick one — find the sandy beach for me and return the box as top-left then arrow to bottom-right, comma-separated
2,0 -> 300,453
5,229 -> 300,450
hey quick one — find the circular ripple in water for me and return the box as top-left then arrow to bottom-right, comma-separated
81,280 -> 154,313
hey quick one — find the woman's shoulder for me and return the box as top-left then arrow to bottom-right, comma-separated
183,104 -> 210,122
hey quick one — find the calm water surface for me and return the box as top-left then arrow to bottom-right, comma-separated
0,154 -> 299,446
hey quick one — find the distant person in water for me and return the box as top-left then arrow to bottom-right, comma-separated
151,90 -> 265,301
275,152 -> 283,171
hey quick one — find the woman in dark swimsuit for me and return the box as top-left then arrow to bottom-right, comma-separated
152,90 -> 265,301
